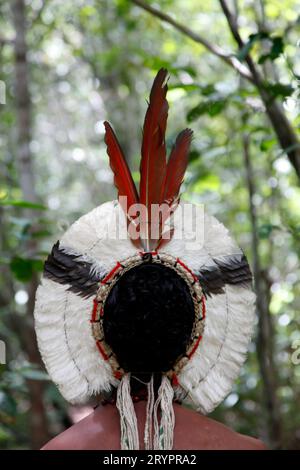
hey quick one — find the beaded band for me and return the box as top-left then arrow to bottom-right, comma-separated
90,251 -> 205,384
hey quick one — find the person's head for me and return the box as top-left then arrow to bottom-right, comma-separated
103,262 -> 195,377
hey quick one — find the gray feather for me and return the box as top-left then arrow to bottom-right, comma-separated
197,253 -> 252,297
44,241 -> 101,299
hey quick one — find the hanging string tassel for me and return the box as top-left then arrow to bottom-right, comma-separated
153,375 -> 175,450
144,374 -> 155,450
116,373 -> 139,450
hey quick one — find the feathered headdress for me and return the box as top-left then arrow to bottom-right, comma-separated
34,69 -> 256,450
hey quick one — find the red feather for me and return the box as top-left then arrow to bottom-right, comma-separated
156,129 -> 193,249
104,121 -> 140,247
139,68 -> 169,250
161,128 -> 193,204
104,121 -> 139,208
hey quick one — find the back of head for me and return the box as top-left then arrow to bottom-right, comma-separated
103,263 -> 195,378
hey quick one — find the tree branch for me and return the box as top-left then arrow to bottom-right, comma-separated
219,0 -> 300,180
130,0 -> 253,81
0,37 -> 14,47
219,0 -> 264,87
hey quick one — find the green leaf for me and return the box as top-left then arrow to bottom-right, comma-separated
260,138 -> 276,152
0,199 -> 47,210
192,174 -> 221,193
31,229 -> 52,239
188,150 -> 201,163
0,425 -> 13,443
10,258 -> 34,281
1,111 -> 15,126
79,5 -> 97,19
31,259 -> 44,272
143,57 -> 196,78
237,32 -> 269,61
182,65 -> 197,78
201,84 -> 216,96
187,98 -> 227,122
258,223 -> 280,239
10,257 -> 44,282
168,83 -> 200,92
258,36 -> 284,64
168,83 -> 216,95
265,83 -> 294,98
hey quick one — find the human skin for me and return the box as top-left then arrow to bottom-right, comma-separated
42,401 -> 267,450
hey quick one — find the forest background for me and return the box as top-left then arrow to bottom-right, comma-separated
0,0 -> 300,450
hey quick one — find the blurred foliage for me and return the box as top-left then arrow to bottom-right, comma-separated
0,0 -> 300,449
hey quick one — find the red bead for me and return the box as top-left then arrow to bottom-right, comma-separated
114,371 -> 122,380
172,373 -> 179,387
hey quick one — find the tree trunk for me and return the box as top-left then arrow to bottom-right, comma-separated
12,0 -> 50,449
242,132 -> 283,448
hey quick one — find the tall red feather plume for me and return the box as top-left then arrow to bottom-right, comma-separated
139,68 -> 169,250
104,69 -> 192,252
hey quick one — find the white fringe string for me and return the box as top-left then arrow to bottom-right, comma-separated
153,375 -> 175,450
144,374 -> 155,450
116,373 -> 175,450
116,373 -> 139,450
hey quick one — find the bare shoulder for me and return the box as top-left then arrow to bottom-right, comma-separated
41,416 -> 94,450
173,403 -> 268,450
41,405 -> 120,450
41,428 -> 77,450
233,433 -> 267,450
